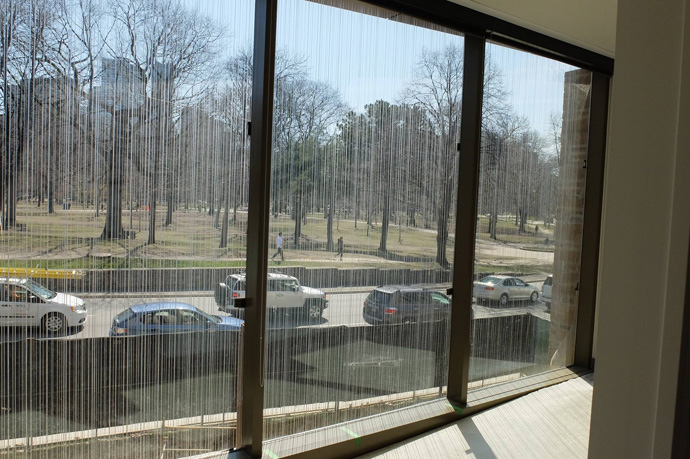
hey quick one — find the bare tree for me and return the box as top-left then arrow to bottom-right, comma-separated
482,112 -> 529,239
273,73 -> 344,246
0,0 -> 25,229
1,0 -> 65,228
106,0 -> 223,243
402,45 -> 463,268
216,51 -> 252,249
58,0 -> 112,216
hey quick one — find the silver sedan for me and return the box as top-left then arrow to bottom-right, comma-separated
473,275 -> 539,306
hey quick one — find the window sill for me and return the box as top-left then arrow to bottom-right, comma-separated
195,366 -> 590,459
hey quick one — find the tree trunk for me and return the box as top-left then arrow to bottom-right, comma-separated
436,212 -> 448,267
220,205 -> 230,249
379,194 -> 390,253
408,207 -> 416,228
327,158 -> 335,251
435,147 -> 455,267
490,189 -> 499,241
213,205 -> 221,228
165,189 -> 173,226
95,186 -> 100,218
147,187 -> 157,244
220,168 -> 230,248
100,139 -> 125,240
490,160 -> 500,240
294,192 -> 302,246
47,178 -> 54,214
7,107 -> 20,228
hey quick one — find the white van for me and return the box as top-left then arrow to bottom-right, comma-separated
0,278 -> 87,333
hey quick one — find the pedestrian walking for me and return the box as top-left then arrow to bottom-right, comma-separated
336,236 -> 344,261
271,232 -> 284,262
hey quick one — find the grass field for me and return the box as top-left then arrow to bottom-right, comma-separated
0,202 -> 555,273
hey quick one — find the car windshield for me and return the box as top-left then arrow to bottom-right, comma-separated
479,276 -> 503,285
23,279 -> 57,300
114,308 -> 136,322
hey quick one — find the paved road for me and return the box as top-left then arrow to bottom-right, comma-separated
0,278 -> 548,342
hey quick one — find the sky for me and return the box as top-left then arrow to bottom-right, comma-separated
188,0 -> 576,138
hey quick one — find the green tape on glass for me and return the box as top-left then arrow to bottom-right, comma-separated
447,402 -> 463,414
264,449 -> 279,459
340,426 -> 361,447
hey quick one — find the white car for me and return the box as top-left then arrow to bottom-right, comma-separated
215,272 -> 328,319
473,275 -> 539,306
0,278 -> 87,333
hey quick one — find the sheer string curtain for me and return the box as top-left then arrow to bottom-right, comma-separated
1,0 -> 593,457
263,0 -> 462,453
1,0 -> 253,456
470,42 -> 592,390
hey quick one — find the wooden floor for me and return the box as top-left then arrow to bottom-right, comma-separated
357,373 -> 594,459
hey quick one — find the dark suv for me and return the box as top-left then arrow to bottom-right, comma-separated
362,285 -> 451,325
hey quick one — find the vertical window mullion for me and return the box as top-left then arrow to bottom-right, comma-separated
447,33 -> 486,405
240,0 -> 278,455
574,71 -> 610,369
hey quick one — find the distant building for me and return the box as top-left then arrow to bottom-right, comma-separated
96,58 -> 145,110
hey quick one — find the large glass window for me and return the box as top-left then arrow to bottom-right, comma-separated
1,0 -> 253,454
469,42 -> 592,389
259,0 -> 463,453
0,0 -> 608,457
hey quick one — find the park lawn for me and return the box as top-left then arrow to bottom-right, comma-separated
2,203 -> 551,273
476,215 -> 555,246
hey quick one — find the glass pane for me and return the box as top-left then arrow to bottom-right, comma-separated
262,0 -> 462,454
470,42 -> 591,390
0,0 -> 253,455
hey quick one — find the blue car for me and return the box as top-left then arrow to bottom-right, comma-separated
109,302 -> 244,336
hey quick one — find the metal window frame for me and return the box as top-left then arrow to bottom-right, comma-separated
236,0 -> 278,456
574,71 -> 610,369
672,229 -> 690,458
359,0 -> 613,75
233,0 -> 612,457
447,32 -> 485,406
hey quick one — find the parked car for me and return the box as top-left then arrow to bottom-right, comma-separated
363,285 -> 452,325
542,274 -> 553,308
109,302 -> 243,336
215,272 -> 328,319
472,275 -> 539,306
0,277 -> 87,333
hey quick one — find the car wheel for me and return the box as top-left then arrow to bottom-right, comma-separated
43,313 -> 66,334
530,291 -> 539,303
303,300 -> 323,321
499,293 -> 509,307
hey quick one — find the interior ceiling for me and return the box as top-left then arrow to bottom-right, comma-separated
447,0 -> 617,57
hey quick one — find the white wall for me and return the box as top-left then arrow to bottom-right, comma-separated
588,0 -> 690,457
448,0 -> 617,56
